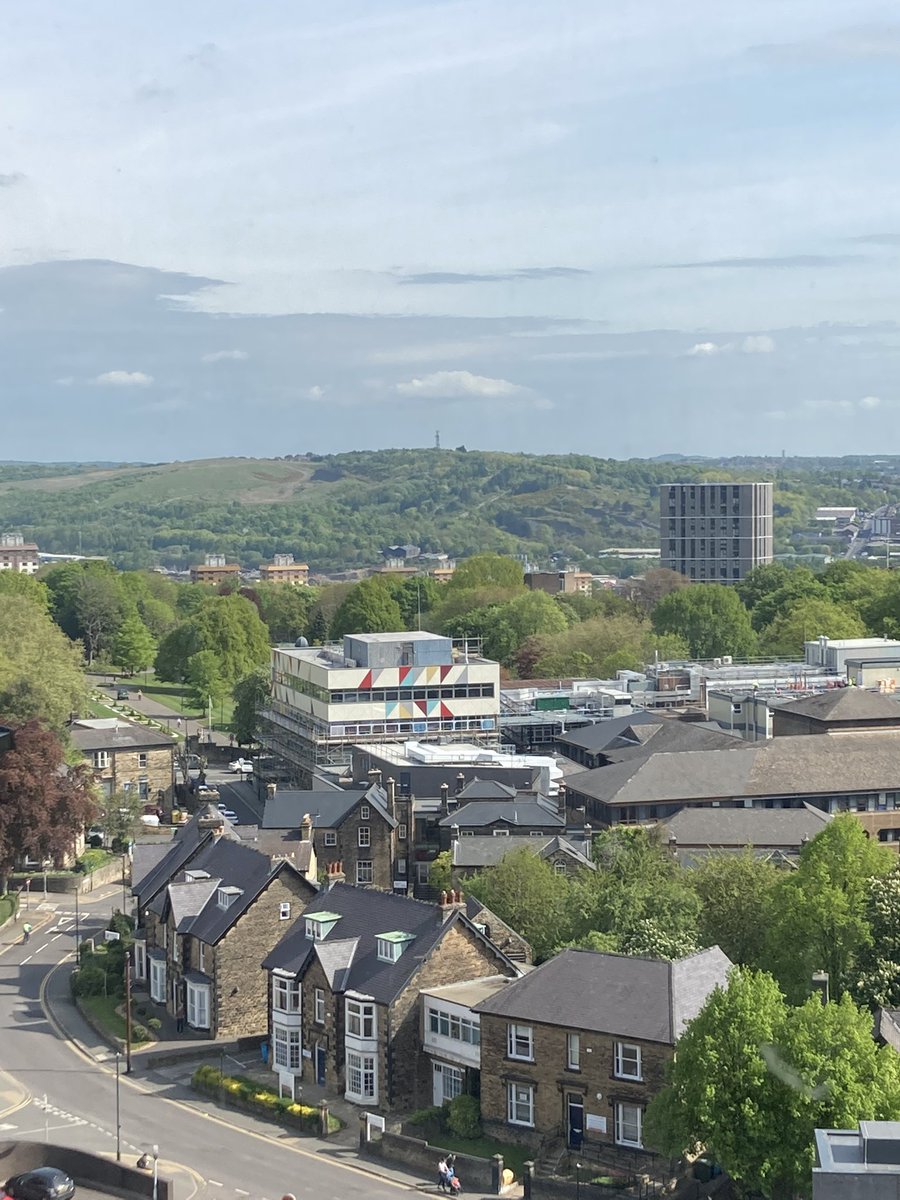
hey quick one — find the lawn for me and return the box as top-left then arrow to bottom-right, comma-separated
0,893 -> 18,929
113,673 -> 235,731
78,994 -> 153,1045
88,696 -> 120,719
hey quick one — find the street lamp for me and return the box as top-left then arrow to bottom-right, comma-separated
576,1162 -> 582,1200
152,1145 -> 159,1200
115,1052 -> 122,1161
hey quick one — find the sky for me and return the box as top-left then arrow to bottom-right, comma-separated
3,1 -> 900,461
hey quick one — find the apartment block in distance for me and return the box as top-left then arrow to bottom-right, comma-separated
0,532 -> 40,574
190,553 -> 241,585
261,632 -> 501,785
260,553 -> 310,585
660,482 -> 773,582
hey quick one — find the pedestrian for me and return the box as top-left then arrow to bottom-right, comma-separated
22,922 -> 32,944
229,733 -> 234,748
137,690 -> 143,701
437,1157 -> 449,1192
176,1007 -> 185,1034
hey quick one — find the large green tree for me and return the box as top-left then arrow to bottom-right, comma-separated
465,846 -> 576,961
330,577 -> 405,639
110,612 -> 157,676
0,595 -> 88,731
690,850 -> 780,969
851,867 -> 900,1010
651,584 -> 758,659
256,583 -> 318,643
759,596 -> 867,658
767,815 -> 893,1003
231,670 -> 270,746
646,970 -> 900,1199
447,554 -> 524,591
155,593 -> 270,689
443,591 -> 570,665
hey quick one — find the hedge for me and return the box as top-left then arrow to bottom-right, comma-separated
192,1065 -> 342,1135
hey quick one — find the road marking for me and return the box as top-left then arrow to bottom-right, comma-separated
20,954 -> 33,964
0,1123 -> 17,1131
235,1189 -> 250,1195
208,1181 -> 223,1188
51,934 -> 63,942
37,943 -> 50,953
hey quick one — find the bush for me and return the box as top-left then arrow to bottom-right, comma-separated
75,848 -> 114,875
131,1023 -> 149,1041
72,965 -> 107,997
147,1017 -> 162,1031
408,1106 -> 445,1128
446,1094 -> 482,1140
108,910 -> 135,937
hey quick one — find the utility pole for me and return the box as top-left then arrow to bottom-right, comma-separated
124,952 -> 133,1074
115,1051 -> 122,1161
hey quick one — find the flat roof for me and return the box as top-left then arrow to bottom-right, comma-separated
421,976 -> 513,1007
349,631 -> 448,643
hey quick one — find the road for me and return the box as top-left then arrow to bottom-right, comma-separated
0,894 -> 418,1200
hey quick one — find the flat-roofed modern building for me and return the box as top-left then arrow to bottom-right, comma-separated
660,482 -> 773,582
815,1122 -> 900,1199
261,632 -> 501,784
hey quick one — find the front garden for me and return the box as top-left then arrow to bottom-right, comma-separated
406,1097 -> 531,1180
192,1065 -> 342,1135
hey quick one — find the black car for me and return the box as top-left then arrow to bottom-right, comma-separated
115,688 -> 130,700
6,1169 -> 76,1200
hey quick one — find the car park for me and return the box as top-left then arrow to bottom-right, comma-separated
5,1168 -> 76,1200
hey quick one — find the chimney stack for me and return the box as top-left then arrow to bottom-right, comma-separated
583,823 -> 592,853
440,782 -> 450,817
811,971 -> 830,1004
266,782 -> 277,800
438,888 -> 466,922
327,860 -> 345,888
386,776 -> 396,819
368,768 -> 382,787
455,772 -> 466,795
300,813 -> 313,842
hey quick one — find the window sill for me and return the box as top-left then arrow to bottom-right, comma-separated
508,1119 -> 534,1129
506,1055 -> 535,1064
613,1074 -> 644,1083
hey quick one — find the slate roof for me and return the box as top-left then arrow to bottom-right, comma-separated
261,782 -> 396,830
451,835 -> 595,871
563,732 -> 900,807
263,881 -> 515,1004
70,718 -> 176,752
456,779 -> 518,801
557,712 -> 666,753
132,842 -> 175,892
474,946 -> 732,1043
440,797 -> 564,829
133,811 -> 235,910
775,689 -> 900,723
152,837 -> 313,945
657,804 -> 831,849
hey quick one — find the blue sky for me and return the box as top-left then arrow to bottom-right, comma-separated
3,1 -> 900,460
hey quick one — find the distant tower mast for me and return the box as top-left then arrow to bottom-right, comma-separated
434,430 -> 441,449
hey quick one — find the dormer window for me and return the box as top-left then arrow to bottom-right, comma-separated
376,932 -> 415,962
217,886 -> 242,910
305,912 -> 341,941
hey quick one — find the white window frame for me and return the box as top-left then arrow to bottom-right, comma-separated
274,1025 -> 301,1071
555,862 -> 568,875
346,999 -> 376,1039
507,1023 -> 533,1061
346,1050 -> 376,1102
324,830 -> 337,846
198,943 -> 206,973
186,981 -> 210,1030
358,827 -> 370,848
360,805 -> 370,820
314,987 -> 325,1024
133,941 -> 146,982
150,958 -> 166,1004
435,1062 -> 464,1104
492,828 -> 510,837
273,976 -> 301,1013
356,860 -> 373,885
172,934 -> 180,964
567,1032 -> 581,1070
428,1006 -> 480,1046
615,1102 -> 643,1149
138,752 -> 149,768
398,823 -> 407,840
279,902 -> 292,921
614,1042 -> 642,1081
507,1082 -> 534,1127
93,750 -> 109,769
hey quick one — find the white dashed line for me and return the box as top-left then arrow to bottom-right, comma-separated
235,1188 -> 250,1195
20,954 -> 33,964
37,943 -> 50,952
208,1181 -> 223,1188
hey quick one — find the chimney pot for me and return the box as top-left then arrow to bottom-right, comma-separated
439,890 -> 448,906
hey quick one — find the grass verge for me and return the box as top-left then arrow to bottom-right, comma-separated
77,994 -> 153,1045
0,893 -> 18,929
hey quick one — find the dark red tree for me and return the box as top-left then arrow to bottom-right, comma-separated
0,719 -> 96,891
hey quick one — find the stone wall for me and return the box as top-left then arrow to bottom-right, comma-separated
297,956 -> 342,1091
95,745 -> 175,808
479,1014 -> 672,1160
364,1129 -> 500,1193
216,870 -> 316,1038
0,1140 -> 172,1200
11,859 -> 125,895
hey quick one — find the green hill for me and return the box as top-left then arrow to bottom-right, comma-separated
1,449 -> 899,572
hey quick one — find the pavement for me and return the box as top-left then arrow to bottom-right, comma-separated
0,892 -> 473,1200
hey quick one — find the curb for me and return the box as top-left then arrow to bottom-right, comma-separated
0,910 -> 55,957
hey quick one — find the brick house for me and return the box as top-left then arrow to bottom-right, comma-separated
132,805 -> 318,1037
473,946 -> 732,1164
70,717 -> 176,808
261,779 -> 410,891
261,883 -> 522,1110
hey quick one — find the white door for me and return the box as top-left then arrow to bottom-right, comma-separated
433,1063 -> 463,1106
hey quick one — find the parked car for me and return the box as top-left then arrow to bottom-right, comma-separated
228,758 -> 253,774
221,809 -> 238,822
139,814 -> 160,827
115,688 -> 130,700
6,1168 -> 76,1200
197,785 -> 220,800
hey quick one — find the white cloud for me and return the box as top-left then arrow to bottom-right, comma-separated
54,376 -> 74,387
201,349 -> 249,363
686,341 -> 721,356
742,334 -> 776,354
307,385 -> 325,400
806,395 -> 886,414
396,369 -> 526,399
859,394 -> 882,409
93,370 -> 153,387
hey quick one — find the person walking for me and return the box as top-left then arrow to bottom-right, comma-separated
22,923 -> 32,944
437,1158 -> 450,1193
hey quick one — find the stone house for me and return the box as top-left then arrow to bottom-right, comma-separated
262,882 -> 522,1110
261,778 -> 409,891
450,832 -> 595,885
69,717 -> 176,808
473,946 -> 732,1165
